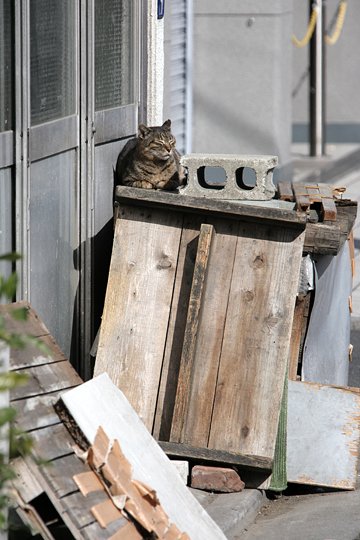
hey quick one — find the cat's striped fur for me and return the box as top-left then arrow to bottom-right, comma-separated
115,120 -> 186,190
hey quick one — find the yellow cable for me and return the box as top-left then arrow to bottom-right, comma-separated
292,6 -> 319,48
325,1 -> 347,45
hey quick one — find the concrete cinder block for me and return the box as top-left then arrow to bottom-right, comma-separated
180,153 -> 277,200
191,465 -> 245,493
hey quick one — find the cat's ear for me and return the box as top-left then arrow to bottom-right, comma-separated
138,124 -> 151,139
162,119 -> 171,131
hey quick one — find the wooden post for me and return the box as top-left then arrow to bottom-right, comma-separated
170,224 -> 215,442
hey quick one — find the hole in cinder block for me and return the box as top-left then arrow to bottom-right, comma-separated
197,166 -> 226,190
236,167 -> 257,190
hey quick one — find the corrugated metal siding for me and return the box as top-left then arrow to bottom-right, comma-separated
163,0 -> 188,154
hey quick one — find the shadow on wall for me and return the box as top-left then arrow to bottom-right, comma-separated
70,218 -> 114,378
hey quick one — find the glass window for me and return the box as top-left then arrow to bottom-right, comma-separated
95,0 -> 135,111
30,0 -> 76,125
0,0 -> 14,132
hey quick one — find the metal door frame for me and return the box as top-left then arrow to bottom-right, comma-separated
8,0 -> 159,376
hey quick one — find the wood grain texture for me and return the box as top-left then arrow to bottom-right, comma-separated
277,181 -> 294,201
81,518 -> 131,540
208,225 -> 305,459
43,454 -> 91,498
115,186 -> 306,228
30,423 -> 77,461
170,224 -> 215,442
153,216 -> 203,440
288,296 -> 309,381
11,360 -> 82,400
10,334 -> 66,370
159,441 -> 272,471
11,390 -> 66,431
0,301 -> 50,337
174,220 -> 240,447
60,491 -> 108,529
304,222 -> 341,255
94,206 -> 183,431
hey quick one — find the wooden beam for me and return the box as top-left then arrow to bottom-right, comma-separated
170,224 -> 215,442
153,216 -> 204,440
277,181 -> 294,202
158,441 -> 272,472
115,186 -> 306,228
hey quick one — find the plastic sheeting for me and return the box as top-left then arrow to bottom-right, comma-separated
302,241 -> 352,386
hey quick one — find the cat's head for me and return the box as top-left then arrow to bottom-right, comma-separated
137,120 -> 176,161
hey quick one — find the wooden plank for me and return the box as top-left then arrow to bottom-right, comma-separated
30,423 -> 77,461
115,186 -> 306,228
159,441 -> 272,471
10,360 -> 82,401
0,301 -> 50,337
24,457 -> 88,540
42,454 -> 91,498
277,181 -> 294,201
172,220 -> 239,447
153,216 -> 204,440
304,221 -> 341,255
10,333 -> 66,370
60,373 -> 227,540
11,457 -> 43,503
287,380 -> 360,489
11,390 -> 67,431
94,206 -> 183,431
208,225 -> 305,459
288,296 -> 309,381
61,491 -> 116,530
292,183 -> 311,211
81,518 -> 131,540
170,224 -> 215,442
317,183 -> 337,221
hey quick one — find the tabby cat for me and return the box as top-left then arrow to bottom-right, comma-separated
115,119 -> 186,190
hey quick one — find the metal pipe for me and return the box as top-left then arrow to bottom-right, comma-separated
309,0 -> 326,156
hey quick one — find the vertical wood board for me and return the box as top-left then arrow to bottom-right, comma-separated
153,216 -> 204,440
288,296 -> 309,381
170,223 -> 215,442
177,220 -> 240,447
208,225 -> 305,459
94,206 -> 183,430
61,374 -> 227,540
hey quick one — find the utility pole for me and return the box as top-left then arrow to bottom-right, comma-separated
309,0 -> 326,157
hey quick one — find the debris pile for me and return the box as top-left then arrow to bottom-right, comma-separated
4,162 -> 360,538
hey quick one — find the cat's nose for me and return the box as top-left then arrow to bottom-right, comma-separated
164,143 -> 171,152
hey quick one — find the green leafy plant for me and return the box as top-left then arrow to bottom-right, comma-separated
0,253 -> 37,530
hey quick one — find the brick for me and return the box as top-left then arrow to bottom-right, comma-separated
190,465 -> 245,493
180,153 -> 277,200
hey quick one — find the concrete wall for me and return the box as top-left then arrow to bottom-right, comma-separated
292,0 -> 360,143
190,0 -> 360,168
192,0 -> 293,166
